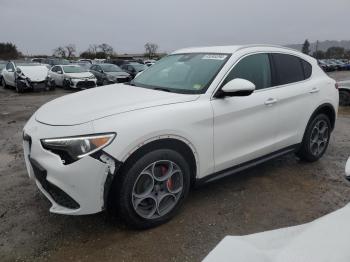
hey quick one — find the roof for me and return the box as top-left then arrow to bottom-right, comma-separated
172,44 -> 301,55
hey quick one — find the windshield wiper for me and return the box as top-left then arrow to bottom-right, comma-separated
152,87 -> 172,93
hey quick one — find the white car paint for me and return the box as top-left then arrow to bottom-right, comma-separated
2,61 -> 48,88
23,45 -> 339,217
47,65 -> 97,89
204,203 -> 350,262
346,157 -> 350,178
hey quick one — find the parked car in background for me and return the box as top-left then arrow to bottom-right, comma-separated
121,62 -> 148,78
73,61 -> 92,71
47,64 -> 97,89
78,59 -> 93,64
0,60 -> 7,82
23,45 -> 338,229
89,63 -> 131,85
339,80 -> 350,106
31,58 -> 45,64
42,58 -> 70,69
2,61 -> 49,92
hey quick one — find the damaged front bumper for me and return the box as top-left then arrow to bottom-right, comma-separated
23,118 -> 121,215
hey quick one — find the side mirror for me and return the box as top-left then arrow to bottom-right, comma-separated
8,69 -> 14,73
216,78 -> 255,98
57,70 -> 63,74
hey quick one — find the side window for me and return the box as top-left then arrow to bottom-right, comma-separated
223,53 -> 272,90
301,59 -> 312,79
51,66 -> 58,72
272,54 -> 304,85
6,63 -> 14,71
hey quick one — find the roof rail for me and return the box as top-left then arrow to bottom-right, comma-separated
236,44 -> 299,52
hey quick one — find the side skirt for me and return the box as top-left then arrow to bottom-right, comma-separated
196,144 -> 300,186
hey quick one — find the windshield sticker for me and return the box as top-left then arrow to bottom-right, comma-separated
202,54 -> 227,60
193,84 -> 202,90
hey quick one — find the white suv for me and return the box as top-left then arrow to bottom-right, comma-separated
23,45 -> 339,228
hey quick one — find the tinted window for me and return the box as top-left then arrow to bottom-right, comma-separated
272,54 -> 304,85
6,63 -> 14,70
223,53 -> 272,90
301,59 -> 312,79
51,66 -> 59,72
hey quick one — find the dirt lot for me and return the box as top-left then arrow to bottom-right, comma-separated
1,72 -> 350,262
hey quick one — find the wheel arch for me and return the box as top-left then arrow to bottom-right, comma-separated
119,136 -> 199,187
307,103 -> 336,131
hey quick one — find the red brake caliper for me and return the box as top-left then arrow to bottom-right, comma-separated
162,165 -> 172,190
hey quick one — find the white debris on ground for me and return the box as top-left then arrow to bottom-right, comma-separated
204,203 -> 350,262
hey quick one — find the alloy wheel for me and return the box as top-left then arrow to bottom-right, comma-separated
132,160 -> 184,219
309,119 -> 329,157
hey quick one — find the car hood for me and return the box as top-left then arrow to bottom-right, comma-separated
18,66 -> 48,82
35,84 -> 200,126
65,72 -> 93,78
105,71 -> 130,77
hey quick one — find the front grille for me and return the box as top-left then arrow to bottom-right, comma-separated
76,81 -> 95,88
31,81 -> 46,89
29,157 -> 80,209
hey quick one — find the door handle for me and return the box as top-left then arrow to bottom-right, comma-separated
310,87 -> 320,94
264,98 -> 277,106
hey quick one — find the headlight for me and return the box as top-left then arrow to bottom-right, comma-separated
41,133 -> 116,165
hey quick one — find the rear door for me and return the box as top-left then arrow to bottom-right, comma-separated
269,53 -> 316,148
211,53 -> 281,172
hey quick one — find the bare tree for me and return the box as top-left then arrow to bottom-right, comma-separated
87,44 -> 99,54
65,44 -> 76,58
53,46 -> 66,58
98,43 -> 114,55
144,42 -> 158,58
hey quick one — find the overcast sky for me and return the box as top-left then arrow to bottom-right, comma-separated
0,0 -> 348,55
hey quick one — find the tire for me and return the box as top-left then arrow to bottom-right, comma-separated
339,90 -> 350,106
110,149 -> 191,229
63,80 -> 70,90
296,114 -> 331,162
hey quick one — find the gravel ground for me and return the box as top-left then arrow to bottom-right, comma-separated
0,71 -> 350,262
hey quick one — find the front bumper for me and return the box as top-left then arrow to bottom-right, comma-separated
23,117 -> 121,215
69,78 -> 97,89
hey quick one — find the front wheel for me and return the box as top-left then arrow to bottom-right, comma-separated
110,149 -> 191,229
296,114 -> 331,162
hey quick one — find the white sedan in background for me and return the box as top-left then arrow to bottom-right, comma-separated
47,65 -> 97,89
2,61 -> 48,92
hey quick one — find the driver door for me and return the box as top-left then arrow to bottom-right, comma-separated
211,53 -> 280,172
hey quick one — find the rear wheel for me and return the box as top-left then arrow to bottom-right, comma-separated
339,90 -> 350,106
296,114 -> 331,162
110,149 -> 191,229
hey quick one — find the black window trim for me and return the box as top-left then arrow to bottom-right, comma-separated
269,52 -> 313,87
212,51 -> 314,99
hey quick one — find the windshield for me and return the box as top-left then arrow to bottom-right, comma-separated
101,64 -> 123,72
62,65 -> 87,73
132,53 -> 230,94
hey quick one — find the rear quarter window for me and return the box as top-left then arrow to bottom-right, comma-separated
301,59 -> 312,79
272,53 -> 305,85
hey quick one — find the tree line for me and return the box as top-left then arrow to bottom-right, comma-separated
0,42 -> 160,60
302,39 -> 350,59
